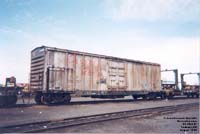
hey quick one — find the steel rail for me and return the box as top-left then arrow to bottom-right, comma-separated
0,102 -> 199,133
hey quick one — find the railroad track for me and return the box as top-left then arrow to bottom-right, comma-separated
0,102 -> 199,133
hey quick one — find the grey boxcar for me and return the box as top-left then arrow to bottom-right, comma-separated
30,46 -> 163,104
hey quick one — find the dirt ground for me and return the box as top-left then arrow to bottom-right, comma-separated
0,98 -> 199,127
44,106 -> 199,133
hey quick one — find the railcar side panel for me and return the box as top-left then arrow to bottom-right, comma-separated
30,46 -> 161,97
92,57 -> 99,90
75,55 -> 82,91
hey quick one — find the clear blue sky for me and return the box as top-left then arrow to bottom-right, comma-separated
0,0 -> 199,84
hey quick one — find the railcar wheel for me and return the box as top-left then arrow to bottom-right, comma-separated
193,94 -> 199,98
147,93 -> 156,100
196,94 -> 199,98
142,95 -> 147,100
41,95 -> 50,105
187,94 -> 190,98
166,93 -> 174,99
132,95 -> 138,100
35,93 -> 42,104
161,94 -> 167,99
41,94 -> 52,105
64,94 -> 71,104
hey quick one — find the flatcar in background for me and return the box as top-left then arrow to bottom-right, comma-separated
181,72 -> 200,98
161,69 -> 181,98
161,69 -> 199,98
30,46 -> 164,104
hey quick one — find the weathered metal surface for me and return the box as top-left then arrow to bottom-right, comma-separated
30,46 -> 161,93
30,48 -> 45,91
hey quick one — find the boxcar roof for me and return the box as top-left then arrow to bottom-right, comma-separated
32,46 -> 160,66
